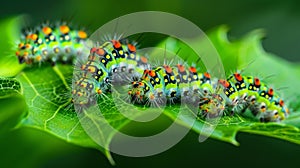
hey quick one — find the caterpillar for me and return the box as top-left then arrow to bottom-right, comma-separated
72,39 -> 150,106
15,22 -> 88,65
68,36 -> 289,122
218,73 -> 289,122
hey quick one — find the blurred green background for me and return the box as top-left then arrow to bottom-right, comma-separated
1,0 -> 300,167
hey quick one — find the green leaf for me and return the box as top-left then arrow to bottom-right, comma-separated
13,65 -> 115,161
0,77 -> 26,134
0,16 -> 26,77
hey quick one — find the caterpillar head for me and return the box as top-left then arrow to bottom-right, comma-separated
16,42 -> 35,64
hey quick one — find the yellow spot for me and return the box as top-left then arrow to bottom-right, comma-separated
42,50 -> 48,55
230,88 -> 234,91
155,78 -> 159,82
164,79 -> 168,82
33,48 -> 38,54
113,53 -> 116,56
151,81 -> 154,84
119,50 -> 124,55
225,91 -> 229,95
106,55 -> 111,59
261,92 -> 265,96
38,39 -> 43,44
65,35 -> 70,41
241,83 -> 245,87
81,83 -> 87,88
236,85 -> 240,89
183,75 -> 187,80
249,86 -> 253,90
101,59 -> 105,63
130,54 -> 134,58
49,35 -> 55,41
145,86 -> 149,90
88,66 -> 96,73
193,75 -> 197,79
265,95 -> 269,99
54,47 -> 60,53
170,76 -> 175,81
36,55 -> 42,61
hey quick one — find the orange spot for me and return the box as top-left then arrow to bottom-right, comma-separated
254,78 -> 260,86
177,64 -> 185,72
268,88 -> 274,96
149,94 -> 155,100
139,82 -> 144,86
164,65 -> 173,74
81,65 -> 86,70
189,67 -> 197,73
26,34 -> 38,41
219,79 -> 230,88
96,48 -> 105,55
136,91 -> 140,95
140,56 -> 148,63
96,89 -> 102,94
59,25 -> 70,34
148,70 -> 156,77
42,26 -> 52,35
23,52 -> 28,57
127,44 -> 136,52
15,51 -> 20,56
78,31 -> 87,39
112,40 -> 121,48
36,55 -> 42,61
18,43 -> 24,48
25,44 -> 31,49
234,73 -> 242,81
204,72 -> 211,79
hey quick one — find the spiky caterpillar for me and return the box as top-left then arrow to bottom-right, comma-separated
15,22 -> 88,65
218,73 -> 289,122
72,39 -> 150,106
128,67 -> 289,122
71,36 -> 289,122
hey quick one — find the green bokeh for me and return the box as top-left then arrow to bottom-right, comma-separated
1,0 -> 300,167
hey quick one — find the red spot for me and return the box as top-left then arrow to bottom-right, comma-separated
127,44 -> 136,52
268,88 -> 274,96
254,78 -> 261,86
234,73 -> 243,81
279,99 -> 284,107
219,79 -> 230,88
112,40 -> 121,48
90,47 -> 97,54
204,72 -> 211,79
189,67 -> 197,73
